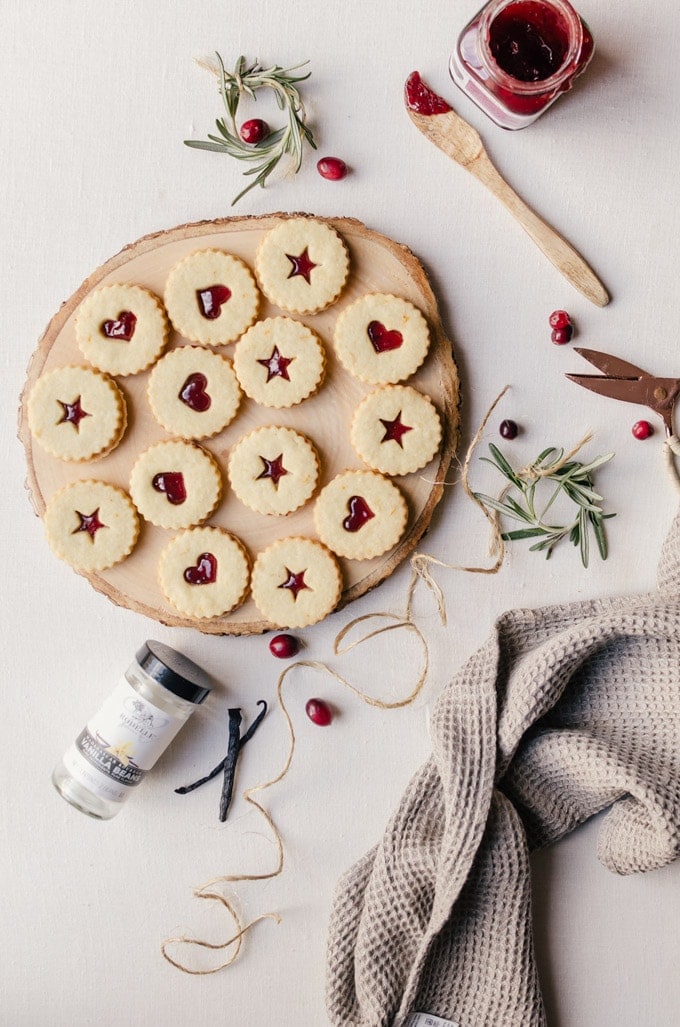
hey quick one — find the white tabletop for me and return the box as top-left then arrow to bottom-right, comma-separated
3,1 -> 680,1024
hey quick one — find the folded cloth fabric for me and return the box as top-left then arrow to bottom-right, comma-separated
326,509 -> 680,1027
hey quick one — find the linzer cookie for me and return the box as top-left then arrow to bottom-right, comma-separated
228,425 -> 319,516
158,526 -> 250,619
147,346 -> 241,439
129,439 -> 222,529
27,365 -> 126,462
44,480 -> 139,572
333,293 -> 430,384
250,536 -> 342,628
254,218 -> 349,314
314,469 -> 408,560
164,249 -> 260,346
350,384 -> 442,475
233,316 -> 325,408
75,284 -> 169,376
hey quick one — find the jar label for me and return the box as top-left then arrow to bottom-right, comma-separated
62,677 -> 186,803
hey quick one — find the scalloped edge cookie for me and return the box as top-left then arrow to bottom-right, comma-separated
250,536 -> 342,628
228,425 -> 319,516
164,248 -> 260,346
129,439 -> 222,529
147,345 -> 241,439
44,479 -> 140,572
313,469 -> 408,560
232,316 -> 326,408
333,293 -> 430,384
75,284 -> 169,376
158,526 -> 250,619
350,384 -> 442,475
27,364 -> 127,462
254,218 -> 349,314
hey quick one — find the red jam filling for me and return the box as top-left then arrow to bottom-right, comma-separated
184,552 -> 217,585
489,2 -> 569,81
257,454 -> 288,488
72,508 -> 106,538
278,568 -> 311,600
179,372 -> 211,412
286,248 -> 317,284
257,346 -> 295,382
58,396 -> 90,430
102,311 -> 137,341
380,411 -> 413,447
196,284 -> 232,319
404,71 -> 452,115
343,495 -> 375,532
367,321 -> 403,353
152,472 -> 187,505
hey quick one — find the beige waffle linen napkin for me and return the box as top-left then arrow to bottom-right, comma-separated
326,510 -> 680,1026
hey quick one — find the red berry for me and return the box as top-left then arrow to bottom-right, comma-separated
317,156 -> 348,181
549,309 -> 572,330
305,698 -> 333,726
551,325 -> 573,345
268,633 -> 300,659
499,419 -> 518,440
240,119 -> 269,144
632,420 -> 653,440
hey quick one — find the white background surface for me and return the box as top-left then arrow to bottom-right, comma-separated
2,1 -> 680,1024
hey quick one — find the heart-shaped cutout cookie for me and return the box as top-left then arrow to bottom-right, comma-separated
179,372 -> 212,412
196,284 -> 232,320
101,310 -> 137,341
152,471 -> 186,505
367,320 -> 403,353
343,495 -> 375,532
183,551 -> 217,585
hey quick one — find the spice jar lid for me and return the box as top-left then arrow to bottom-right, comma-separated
135,640 -> 212,704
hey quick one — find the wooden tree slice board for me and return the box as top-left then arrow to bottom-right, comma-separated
19,214 -> 460,634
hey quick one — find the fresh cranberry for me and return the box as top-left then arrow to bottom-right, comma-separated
305,698 -> 333,726
317,157 -> 348,181
632,420 -> 653,440
549,309 -> 572,329
499,419 -> 518,440
268,633 -> 300,659
551,326 -> 573,345
240,119 -> 269,144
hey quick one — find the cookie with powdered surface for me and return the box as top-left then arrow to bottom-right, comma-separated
228,425 -> 319,516
350,385 -> 442,475
147,346 -> 241,439
233,316 -> 326,408
129,439 -> 222,529
44,480 -> 140,572
251,536 -> 342,628
254,218 -> 349,314
333,293 -> 430,384
75,284 -> 169,376
314,469 -> 408,560
27,365 -> 127,462
164,248 -> 260,346
158,526 -> 250,619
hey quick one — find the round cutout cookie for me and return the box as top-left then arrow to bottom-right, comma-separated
27,365 -> 126,462
254,218 -> 349,314
233,317 -> 326,408
147,346 -> 241,439
44,479 -> 139,572
333,293 -> 430,384
251,536 -> 342,628
164,249 -> 260,346
129,439 -> 222,529
314,469 -> 408,560
158,526 -> 250,619
75,284 -> 169,376
350,385 -> 442,475
228,426 -> 319,516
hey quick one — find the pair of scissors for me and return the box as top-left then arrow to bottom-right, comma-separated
567,347 -> 680,488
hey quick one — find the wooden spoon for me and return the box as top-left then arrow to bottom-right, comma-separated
405,72 -> 609,308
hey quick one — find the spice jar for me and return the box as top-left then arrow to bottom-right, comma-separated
52,640 -> 211,820
449,0 -> 594,130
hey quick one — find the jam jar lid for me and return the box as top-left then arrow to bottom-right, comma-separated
135,640 -> 212,704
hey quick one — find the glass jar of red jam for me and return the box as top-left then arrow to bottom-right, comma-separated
449,0 -> 594,129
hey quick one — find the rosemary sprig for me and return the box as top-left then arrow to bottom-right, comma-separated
473,443 -> 615,567
185,53 -> 317,205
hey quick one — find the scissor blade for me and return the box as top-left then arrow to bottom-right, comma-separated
566,373 -> 654,407
573,347 -> 651,379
